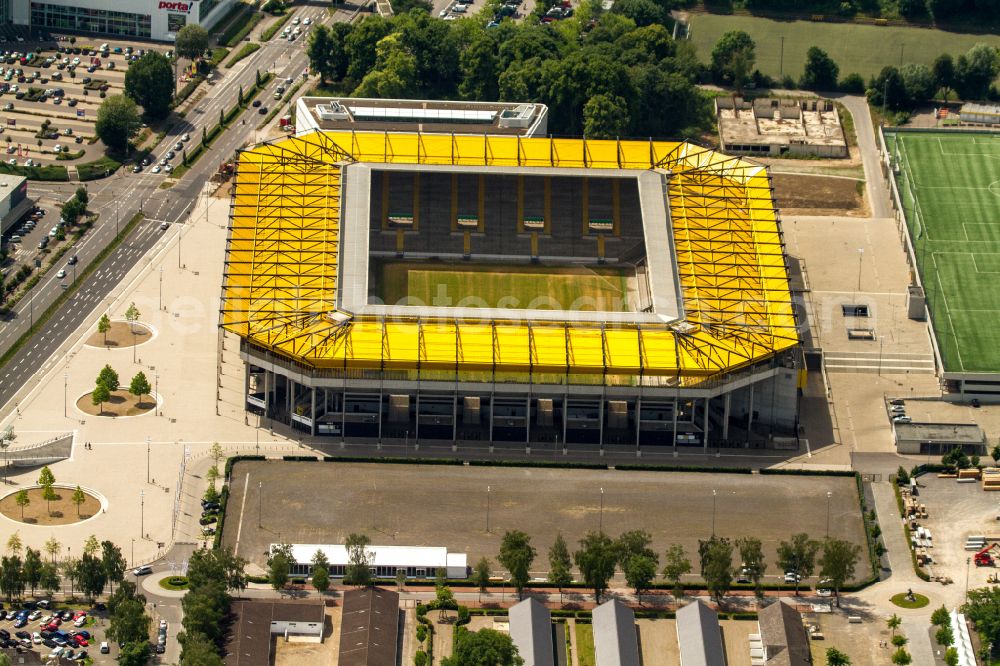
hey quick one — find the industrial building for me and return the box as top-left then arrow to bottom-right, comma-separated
4,0 -> 237,41
294,96 -> 549,137
222,126 -> 801,450
959,103 -> 1000,125
284,543 -> 468,579
339,588 -> 400,666
0,174 -> 29,236
893,422 -> 986,456
717,97 -> 848,158
223,600 -> 325,666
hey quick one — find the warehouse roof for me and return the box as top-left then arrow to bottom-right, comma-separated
509,598 -> 555,666
339,588 -> 400,666
592,599 -> 639,666
676,600 -> 726,666
283,543 -> 467,571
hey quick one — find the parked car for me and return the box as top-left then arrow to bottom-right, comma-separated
783,571 -> 801,583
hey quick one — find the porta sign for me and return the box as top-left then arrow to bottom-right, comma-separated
158,1 -> 193,12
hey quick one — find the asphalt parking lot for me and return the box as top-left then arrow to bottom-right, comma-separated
0,604 -> 116,664
223,461 -> 868,583
0,38 -> 175,168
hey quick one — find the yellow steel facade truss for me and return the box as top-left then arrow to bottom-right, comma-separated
221,131 -> 798,380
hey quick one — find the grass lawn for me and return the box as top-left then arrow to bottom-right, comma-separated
575,623 -> 596,666
158,576 -> 189,591
378,262 -> 631,311
890,592 -> 930,608
688,14 -> 1000,82
889,130 -> 1000,373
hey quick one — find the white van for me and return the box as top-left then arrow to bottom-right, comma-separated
100,641 -> 110,654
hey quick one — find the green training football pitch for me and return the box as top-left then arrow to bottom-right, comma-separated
889,130 -> 1000,373
377,262 -> 631,312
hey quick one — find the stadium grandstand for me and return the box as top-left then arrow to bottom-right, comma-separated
220,128 -> 801,450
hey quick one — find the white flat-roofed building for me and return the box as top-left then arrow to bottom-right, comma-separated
294,97 -> 548,136
281,543 -> 468,579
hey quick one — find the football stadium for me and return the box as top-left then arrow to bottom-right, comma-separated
887,129 -> 1000,398
220,129 -> 801,448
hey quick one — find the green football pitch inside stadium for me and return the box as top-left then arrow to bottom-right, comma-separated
377,262 -> 632,312
889,130 -> 1000,373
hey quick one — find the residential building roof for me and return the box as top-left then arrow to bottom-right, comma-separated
676,599 -> 726,666
339,587 -> 401,666
758,602 -> 811,666
509,598 -> 555,666
592,599 -> 639,666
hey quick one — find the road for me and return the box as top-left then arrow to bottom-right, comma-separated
0,4 -> 358,413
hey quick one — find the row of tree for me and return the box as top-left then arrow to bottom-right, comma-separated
711,28 -> 1000,107
12,465 -> 87,519
0,532 -> 128,602
177,547 -> 248,666
90,362 -> 152,412
307,4 -> 711,139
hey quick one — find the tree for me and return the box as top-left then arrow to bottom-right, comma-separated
891,648 -> 912,665
267,544 -> 291,592
91,381 -> 111,413
826,647 -> 851,665
458,33 -> 499,102
473,557 -> 491,603
344,533 -> 373,587
83,534 -> 101,557
547,534 -> 573,604
611,0 -> 663,26
311,550 -> 330,594
206,465 -> 220,493
662,544 -> 692,599
869,66 -> 909,111
623,555 -> 658,604
711,30 -> 755,94
14,489 -> 28,520
933,53 -> 956,100
5,533 -> 20,558
98,313 -> 111,344
39,562 -> 59,597
124,51 -> 173,118
800,47 -> 839,91
107,595 -> 151,645
75,186 -> 88,206
175,24 -> 209,60
0,556 -> 24,601
62,557 -> 80,598
98,364 -> 120,392
699,536 -> 734,604
22,548 -> 41,595
931,605 -> 950,627
37,466 -> 55,489
101,540 -> 127,595
737,536 -> 767,599
71,485 -> 86,517
574,531 -> 616,603
498,530 -> 535,600
129,371 -> 151,405
964,586 -> 1000,648
442,628 -> 523,666
583,93 -> 630,140
956,43 -> 999,100
77,552 -> 107,600
307,25 -> 334,83
901,63 -> 936,104
936,624 -> 954,647
125,302 -> 140,333
945,647 -> 959,666
95,95 -> 141,153
41,485 -> 57,517
43,536 -> 59,564
895,466 -> 910,486
395,568 -> 406,591
179,631 -> 224,666
887,613 -> 902,637
819,538 -> 861,607
777,533 -> 820,596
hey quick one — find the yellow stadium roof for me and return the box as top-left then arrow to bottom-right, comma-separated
221,131 -> 797,381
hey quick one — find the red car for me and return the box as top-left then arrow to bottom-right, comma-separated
73,634 -> 88,647
42,622 -> 59,632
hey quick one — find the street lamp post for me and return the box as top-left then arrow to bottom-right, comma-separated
966,556 -> 971,604
486,485 -> 491,533
140,490 -> 145,539
599,487 -> 604,532
257,481 -> 262,528
63,372 -> 68,418
131,538 -> 135,570
878,336 -> 885,377
158,267 -> 164,311
856,248 -> 864,294
826,491 -> 833,538
711,489 -> 718,536
146,436 -> 150,484
154,374 -> 159,416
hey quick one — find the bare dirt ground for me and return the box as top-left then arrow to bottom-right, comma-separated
772,174 -> 866,216
84,321 -> 152,348
274,608 -> 340,666
0,485 -> 100,525
76,389 -> 153,416
223,461 -> 868,584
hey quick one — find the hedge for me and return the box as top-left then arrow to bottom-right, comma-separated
759,468 -> 856,477
468,460 -> 608,470
261,12 -> 293,42
226,42 -> 260,68
617,464 -> 752,474
222,9 -> 264,47
212,483 -> 230,550
209,47 -> 230,68
173,75 -> 205,108
77,156 -> 122,181
225,454 -> 266,479
0,161 -> 68,181
321,456 -> 465,466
